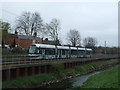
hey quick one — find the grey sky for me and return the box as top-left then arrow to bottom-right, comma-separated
1,2 -> 118,47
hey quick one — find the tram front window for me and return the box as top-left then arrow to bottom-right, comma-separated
29,46 -> 36,54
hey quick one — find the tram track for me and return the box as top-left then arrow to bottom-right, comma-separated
1,55 -> 119,66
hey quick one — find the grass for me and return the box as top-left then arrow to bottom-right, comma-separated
2,73 -> 57,88
73,65 -> 119,89
2,59 -> 119,88
61,59 -> 119,75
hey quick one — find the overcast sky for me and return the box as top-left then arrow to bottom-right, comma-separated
1,2 -> 118,47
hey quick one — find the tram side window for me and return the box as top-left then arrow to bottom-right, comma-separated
45,48 -> 55,55
39,49 -> 42,54
86,51 -> 88,55
90,51 -> 92,55
66,50 -> 69,55
51,49 -> 55,55
57,49 -> 60,55
78,50 -> 81,55
65,50 -> 69,55
62,49 -> 65,55
35,48 -> 39,53
71,50 -> 74,55
86,51 -> 90,55
80,50 -> 84,55
29,46 -> 37,54
75,50 -> 77,55
71,50 -> 77,55
45,48 -> 50,55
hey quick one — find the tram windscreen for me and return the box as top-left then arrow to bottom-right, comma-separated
29,45 -> 36,54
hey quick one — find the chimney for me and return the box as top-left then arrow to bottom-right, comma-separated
34,32 -> 37,37
14,30 -> 18,38
32,32 -> 37,44
45,38 -> 48,41
40,38 -> 43,44
15,30 -> 18,35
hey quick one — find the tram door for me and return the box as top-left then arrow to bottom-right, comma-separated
57,49 -> 60,58
58,49 -> 62,58
60,50 -> 62,58
42,49 -> 45,59
65,50 -> 68,58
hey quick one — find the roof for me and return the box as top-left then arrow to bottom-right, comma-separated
18,35 -> 41,40
9,34 -> 41,40
42,39 -> 60,45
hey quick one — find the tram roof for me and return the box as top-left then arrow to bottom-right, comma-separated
33,44 -> 92,51
35,44 -> 69,49
35,44 -> 55,49
57,46 -> 69,49
78,48 -> 85,50
86,48 -> 92,51
70,47 -> 77,50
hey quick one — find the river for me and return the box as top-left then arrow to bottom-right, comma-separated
41,71 -> 100,89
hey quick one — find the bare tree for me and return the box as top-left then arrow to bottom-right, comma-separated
67,29 -> 81,47
45,18 -> 60,44
83,37 -> 97,48
15,12 -> 43,36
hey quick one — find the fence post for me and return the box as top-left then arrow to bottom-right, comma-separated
5,55 -> 6,66
12,55 -> 13,65
23,55 -> 25,64
35,57 -> 36,64
30,56 -> 31,64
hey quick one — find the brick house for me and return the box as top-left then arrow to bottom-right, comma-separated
4,32 -> 41,49
2,31 -> 60,49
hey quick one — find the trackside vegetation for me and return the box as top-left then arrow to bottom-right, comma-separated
2,59 -> 119,88
73,65 -> 119,89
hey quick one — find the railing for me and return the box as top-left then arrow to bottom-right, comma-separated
1,54 -> 119,66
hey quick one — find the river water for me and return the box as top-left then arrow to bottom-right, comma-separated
41,72 -> 100,89
71,72 -> 99,87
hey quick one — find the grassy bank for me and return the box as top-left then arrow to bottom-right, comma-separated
73,65 -> 119,89
2,59 -> 119,88
61,59 -> 119,76
2,73 -> 58,88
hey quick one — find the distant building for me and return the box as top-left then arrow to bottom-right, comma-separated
41,38 -> 61,46
2,31 -> 60,49
4,31 -> 40,49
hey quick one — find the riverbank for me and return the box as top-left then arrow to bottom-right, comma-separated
2,59 -> 119,88
73,64 -> 119,89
